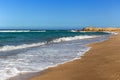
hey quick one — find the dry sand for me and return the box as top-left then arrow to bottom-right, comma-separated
29,32 -> 120,80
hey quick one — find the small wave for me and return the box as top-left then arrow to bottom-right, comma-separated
104,31 -> 118,35
70,30 -> 77,32
0,30 -> 30,32
70,30 -> 81,32
0,30 -> 46,32
30,30 -> 46,32
0,42 -> 46,52
52,35 -> 97,43
0,35 -> 97,52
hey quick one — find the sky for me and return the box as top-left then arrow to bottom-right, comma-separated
0,0 -> 120,29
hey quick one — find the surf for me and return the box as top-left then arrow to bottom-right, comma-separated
0,35 -> 98,52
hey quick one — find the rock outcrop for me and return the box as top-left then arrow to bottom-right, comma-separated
82,26 -> 120,31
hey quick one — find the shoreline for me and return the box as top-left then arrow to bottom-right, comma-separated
9,32 -> 114,80
9,32 -> 113,80
29,31 -> 120,80
9,39 -> 92,80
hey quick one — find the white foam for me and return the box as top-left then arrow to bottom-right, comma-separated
30,30 -> 46,32
0,67 -> 19,80
70,30 -> 78,32
52,35 -> 97,43
0,35 -> 98,52
0,42 -> 46,52
0,30 -> 30,32
104,31 -> 118,35
0,30 -> 46,32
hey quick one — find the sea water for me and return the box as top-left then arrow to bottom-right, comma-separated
0,30 -> 110,80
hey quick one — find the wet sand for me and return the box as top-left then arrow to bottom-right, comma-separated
29,32 -> 120,80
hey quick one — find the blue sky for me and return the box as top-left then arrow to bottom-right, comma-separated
0,0 -> 120,29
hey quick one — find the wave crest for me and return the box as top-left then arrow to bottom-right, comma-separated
0,35 -> 97,52
0,42 -> 46,52
52,35 -> 97,43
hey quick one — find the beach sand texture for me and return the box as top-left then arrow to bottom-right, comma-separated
30,32 -> 120,80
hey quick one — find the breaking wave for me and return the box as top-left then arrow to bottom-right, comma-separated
52,35 -> 97,43
0,42 -> 46,52
0,35 -> 97,52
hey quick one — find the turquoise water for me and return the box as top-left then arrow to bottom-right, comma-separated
0,30 -> 110,80
0,30 -> 108,46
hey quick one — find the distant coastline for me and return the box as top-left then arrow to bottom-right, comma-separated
81,26 -> 120,31
71,26 -> 120,32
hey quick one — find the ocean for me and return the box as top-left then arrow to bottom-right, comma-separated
0,30 -> 110,80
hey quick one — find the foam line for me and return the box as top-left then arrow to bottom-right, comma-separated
0,30 -> 46,32
0,35 -> 98,52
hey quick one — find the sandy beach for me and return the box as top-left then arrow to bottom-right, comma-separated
29,31 -> 120,80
